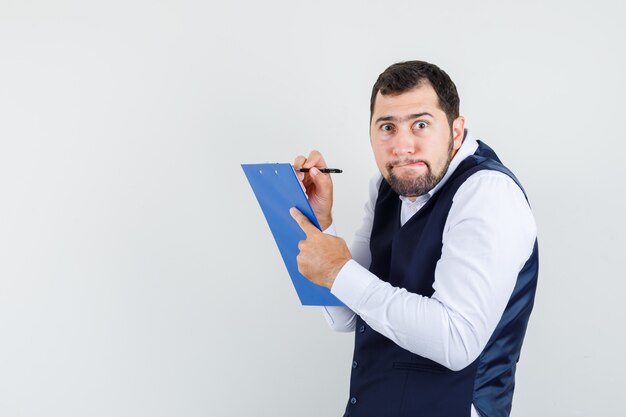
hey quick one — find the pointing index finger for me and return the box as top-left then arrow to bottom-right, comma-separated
289,207 -> 319,237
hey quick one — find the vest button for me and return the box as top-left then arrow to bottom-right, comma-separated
352,360 -> 358,369
350,397 -> 357,405
359,325 -> 365,333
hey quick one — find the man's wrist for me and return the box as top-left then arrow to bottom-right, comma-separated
323,257 -> 351,289
318,216 -> 333,231
322,222 -> 337,236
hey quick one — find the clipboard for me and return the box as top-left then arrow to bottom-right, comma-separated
241,163 -> 344,306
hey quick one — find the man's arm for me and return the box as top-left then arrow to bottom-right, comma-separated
296,171 -> 537,371
319,175 -> 381,332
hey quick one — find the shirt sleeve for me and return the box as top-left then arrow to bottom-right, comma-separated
330,171 -> 537,371
321,174 -> 382,332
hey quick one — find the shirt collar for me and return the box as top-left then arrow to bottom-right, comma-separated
399,129 -> 479,205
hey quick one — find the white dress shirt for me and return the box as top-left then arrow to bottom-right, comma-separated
322,131 -> 537,416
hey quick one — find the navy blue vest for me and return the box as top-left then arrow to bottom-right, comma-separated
343,141 -> 538,417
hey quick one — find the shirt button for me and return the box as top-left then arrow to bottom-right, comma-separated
350,397 -> 357,405
359,325 -> 365,333
352,360 -> 358,369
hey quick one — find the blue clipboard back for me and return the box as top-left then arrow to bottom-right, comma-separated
241,163 -> 344,306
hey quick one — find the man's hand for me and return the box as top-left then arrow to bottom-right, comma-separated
293,151 -> 333,230
290,207 -> 352,289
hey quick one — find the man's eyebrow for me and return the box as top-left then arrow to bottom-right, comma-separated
374,112 -> 434,124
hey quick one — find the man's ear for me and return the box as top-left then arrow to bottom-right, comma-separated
452,116 -> 465,151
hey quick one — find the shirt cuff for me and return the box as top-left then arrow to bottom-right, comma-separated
330,259 -> 376,309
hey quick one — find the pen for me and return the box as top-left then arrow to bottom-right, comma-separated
296,168 -> 343,174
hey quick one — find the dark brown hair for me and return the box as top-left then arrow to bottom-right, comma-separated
370,60 -> 460,126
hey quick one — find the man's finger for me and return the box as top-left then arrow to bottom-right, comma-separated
293,155 -> 307,181
308,166 -> 332,191
303,150 -> 327,169
293,155 -> 306,169
289,207 -> 319,237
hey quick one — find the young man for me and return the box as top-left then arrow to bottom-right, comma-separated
290,60 -> 538,417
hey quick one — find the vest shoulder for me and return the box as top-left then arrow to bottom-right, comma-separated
456,141 -> 527,197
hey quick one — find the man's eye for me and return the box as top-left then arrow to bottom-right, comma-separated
381,124 -> 393,132
414,121 -> 428,129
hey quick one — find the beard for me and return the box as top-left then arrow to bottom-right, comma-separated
385,136 -> 454,198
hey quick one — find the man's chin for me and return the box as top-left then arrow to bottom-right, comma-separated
388,180 -> 424,197
385,171 -> 438,197
388,170 -> 427,184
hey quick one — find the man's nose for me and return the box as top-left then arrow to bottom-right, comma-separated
392,129 -> 416,157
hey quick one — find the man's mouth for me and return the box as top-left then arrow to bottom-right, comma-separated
390,159 -> 429,170
403,161 -> 426,167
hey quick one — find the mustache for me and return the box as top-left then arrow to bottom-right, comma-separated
386,158 -> 430,170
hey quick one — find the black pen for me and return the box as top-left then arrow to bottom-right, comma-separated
296,168 -> 343,174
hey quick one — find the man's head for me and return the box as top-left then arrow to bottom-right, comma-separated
369,61 -> 465,199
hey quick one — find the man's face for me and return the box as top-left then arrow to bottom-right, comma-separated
370,83 -> 465,200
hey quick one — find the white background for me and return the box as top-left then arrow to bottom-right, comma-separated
1,0 -> 625,416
